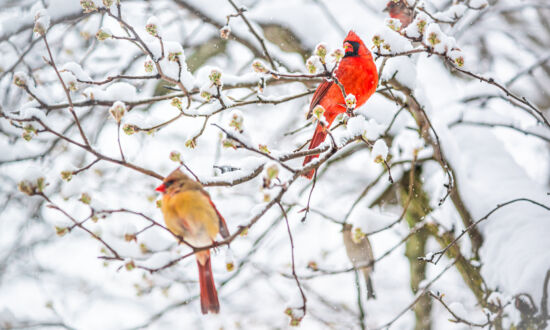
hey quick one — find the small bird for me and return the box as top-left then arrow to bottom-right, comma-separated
155,169 -> 230,314
343,224 -> 376,299
302,31 -> 378,179
384,0 -> 414,28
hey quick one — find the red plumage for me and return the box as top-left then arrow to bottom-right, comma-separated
303,31 -> 378,179
385,0 -> 414,28
197,251 -> 220,314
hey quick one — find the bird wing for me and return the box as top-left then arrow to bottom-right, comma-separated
306,79 -> 334,119
203,192 -> 230,239
168,191 -> 220,243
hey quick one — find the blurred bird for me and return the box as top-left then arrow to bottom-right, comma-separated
156,169 -> 230,314
384,0 -> 415,28
302,31 -> 378,179
343,224 -> 376,299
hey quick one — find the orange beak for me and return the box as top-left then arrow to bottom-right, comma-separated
155,183 -> 166,193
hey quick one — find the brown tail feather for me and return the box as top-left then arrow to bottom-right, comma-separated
303,123 -> 329,179
197,254 -> 219,314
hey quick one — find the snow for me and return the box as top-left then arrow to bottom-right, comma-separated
146,16 -> 161,37
381,56 -> 417,89
1,0 -> 550,329
469,0 -> 489,9
371,139 -> 389,161
62,62 -> 92,81
364,118 -> 385,140
346,116 -> 367,136
84,82 -> 138,102
32,8 -> 50,36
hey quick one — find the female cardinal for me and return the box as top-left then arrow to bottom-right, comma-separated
343,224 -> 376,299
302,31 -> 378,179
155,169 -> 229,314
384,0 -> 414,28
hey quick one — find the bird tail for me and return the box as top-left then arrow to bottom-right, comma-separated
303,117 -> 334,179
363,269 -> 376,300
197,251 -> 220,314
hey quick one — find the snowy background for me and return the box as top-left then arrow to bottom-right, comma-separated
1,0 -> 550,329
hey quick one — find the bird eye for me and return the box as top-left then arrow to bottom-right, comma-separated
164,180 -> 175,188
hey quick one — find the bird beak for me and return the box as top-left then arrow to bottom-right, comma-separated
343,42 -> 353,53
155,183 -> 166,193
383,6 -> 389,12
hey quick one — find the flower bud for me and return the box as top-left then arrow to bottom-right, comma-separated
33,10 -> 49,37
125,260 -> 135,271
144,59 -> 154,73
185,139 -> 196,149
266,164 -> 279,180
225,249 -> 235,272
170,97 -> 182,109
80,0 -> 98,13
13,73 -> 27,88
229,112 -> 244,132
312,105 -> 325,120
109,101 -> 126,123
258,144 -> 270,154
220,25 -> 231,40
307,261 -> 318,271
124,233 -> 137,242
168,52 -> 181,62
96,29 -> 111,41
55,226 -> 68,237
123,124 -> 137,135
67,81 -> 78,92
386,18 -> 402,32
305,56 -> 317,74
60,171 -> 73,182
372,35 -> 384,47
139,243 -> 150,254
209,69 -> 222,86
103,0 -> 114,6
330,48 -> 344,62
345,94 -> 356,110
416,19 -> 427,34
428,32 -> 440,46
169,151 -> 181,162
200,90 -> 212,102
34,21 -> 46,36
79,192 -> 91,205
18,180 -> 35,196
145,23 -> 158,37
252,60 -> 268,73
22,131 -> 33,141
315,43 -> 327,64
222,139 -> 236,149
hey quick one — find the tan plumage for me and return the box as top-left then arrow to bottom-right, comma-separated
156,169 -> 229,314
343,224 -> 376,299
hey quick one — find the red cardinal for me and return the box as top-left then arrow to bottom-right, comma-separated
384,0 -> 414,28
156,169 -> 230,314
302,31 -> 378,179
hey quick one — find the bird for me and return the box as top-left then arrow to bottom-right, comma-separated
302,30 -> 378,179
384,0 -> 414,28
342,224 -> 376,299
155,168 -> 230,314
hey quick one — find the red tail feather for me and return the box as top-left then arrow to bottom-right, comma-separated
303,123 -> 329,179
197,254 -> 219,314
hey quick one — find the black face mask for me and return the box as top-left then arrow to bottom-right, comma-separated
344,41 -> 360,58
